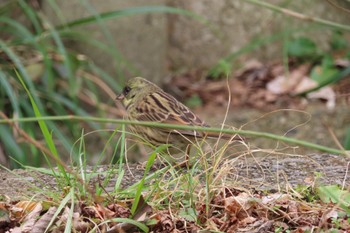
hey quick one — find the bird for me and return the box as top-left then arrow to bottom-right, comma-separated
116,77 -> 243,156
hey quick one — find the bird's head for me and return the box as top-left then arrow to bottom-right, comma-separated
116,77 -> 157,108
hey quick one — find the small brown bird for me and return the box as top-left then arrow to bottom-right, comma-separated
116,77 -> 243,154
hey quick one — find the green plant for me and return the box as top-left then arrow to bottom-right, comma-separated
0,0 -> 121,167
344,127 -> 350,150
209,1 -> 350,148
317,185 -> 350,214
0,1 -> 202,168
287,32 -> 350,94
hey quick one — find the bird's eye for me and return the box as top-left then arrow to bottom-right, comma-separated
123,86 -> 131,96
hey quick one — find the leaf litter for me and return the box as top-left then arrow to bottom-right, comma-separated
164,58 -> 349,111
1,185 -> 350,232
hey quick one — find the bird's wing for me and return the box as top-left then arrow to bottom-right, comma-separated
134,91 -> 208,137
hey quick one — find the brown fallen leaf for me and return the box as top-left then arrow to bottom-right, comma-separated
107,195 -> 151,233
11,202 -> 42,233
307,86 -> 336,111
266,64 -> 311,95
10,201 -> 41,221
32,206 -> 57,233
224,192 -> 257,220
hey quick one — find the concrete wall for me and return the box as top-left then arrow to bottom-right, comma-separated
167,0 -> 350,71
42,0 -> 167,83
42,0 -> 350,83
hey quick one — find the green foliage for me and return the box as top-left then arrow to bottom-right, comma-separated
0,1 -> 119,167
208,59 -> 232,79
185,94 -> 203,108
295,184 -> 318,203
310,56 -> 339,83
207,30 -> 292,79
317,185 -> 350,213
130,144 -> 168,216
179,207 -> 197,222
330,31 -> 349,51
344,127 -> 350,150
0,1 -> 198,168
17,70 -> 65,171
293,32 -> 350,97
287,37 -> 320,60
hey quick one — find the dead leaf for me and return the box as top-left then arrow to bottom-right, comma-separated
107,195 -> 151,233
11,202 -> 42,233
292,77 -> 318,94
32,206 -> 57,233
10,201 -> 41,220
267,64 -> 310,94
262,193 -> 290,204
323,209 -> 338,221
307,86 -> 336,111
224,192 -> 256,219
239,216 -> 257,227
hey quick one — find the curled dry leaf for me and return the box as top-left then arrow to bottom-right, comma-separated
224,192 -> 256,219
54,206 -> 89,232
261,193 -> 291,205
32,206 -> 57,233
10,201 -> 41,220
307,86 -> 336,111
266,64 -> 311,95
11,202 -> 42,233
107,195 -> 151,233
106,203 -> 131,218
151,211 -> 175,232
292,77 -> 318,94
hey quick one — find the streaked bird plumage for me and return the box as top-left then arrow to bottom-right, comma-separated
116,77 -> 242,152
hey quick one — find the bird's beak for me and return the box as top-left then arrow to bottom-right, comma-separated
116,93 -> 125,100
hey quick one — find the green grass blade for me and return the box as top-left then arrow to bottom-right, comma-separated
57,6 -> 204,29
38,17 -> 76,96
0,15 -> 55,93
0,17 -> 35,40
58,30 -> 138,80
110,218 -> 149,233
344,127 -> 350,150
0,125 -> 25,167
114,124 -> 126,190
298,65 -> 350,95
44,189 -> 72,233
78,0 -> 125,77
50,93 -> 101,130
46,0 -> 67,26
130,145 -> 168,215
87,62 -> 124,93
15,70 -> 68,179
64,188 -> 75,233
18,0 -> 43,34
0,39 -> 44,111
0,71 -> 21,117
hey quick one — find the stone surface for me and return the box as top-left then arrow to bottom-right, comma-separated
41,0 -> 167,83
1,153 -> 349,201
167,0 -> 350,71
40,0 -> 350,84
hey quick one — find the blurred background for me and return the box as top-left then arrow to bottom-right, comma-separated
0,0 -> 349,168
